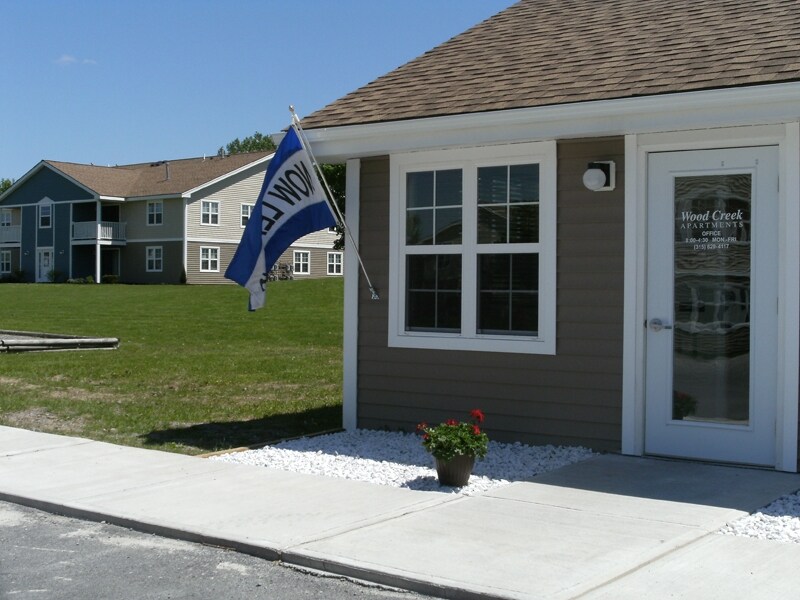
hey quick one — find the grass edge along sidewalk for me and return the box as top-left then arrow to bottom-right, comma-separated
0,280 -> 344,455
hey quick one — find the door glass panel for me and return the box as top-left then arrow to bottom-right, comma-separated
673,174 -> 751,425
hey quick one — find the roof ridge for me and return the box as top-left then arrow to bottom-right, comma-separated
48,150 -> 273,171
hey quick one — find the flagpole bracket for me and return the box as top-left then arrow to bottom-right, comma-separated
369,287 -> 380,301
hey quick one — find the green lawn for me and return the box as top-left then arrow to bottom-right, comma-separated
0,280 -> 344,454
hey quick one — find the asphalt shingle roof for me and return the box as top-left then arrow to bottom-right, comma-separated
46,151 -> 272,198
301,0 -> 800,129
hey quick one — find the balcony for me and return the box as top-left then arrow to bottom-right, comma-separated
72,221 -> 127,243
0,225 -> 20,244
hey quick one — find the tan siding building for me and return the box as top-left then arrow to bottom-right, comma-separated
274,229 -> 342,279
0,151 -> 277,284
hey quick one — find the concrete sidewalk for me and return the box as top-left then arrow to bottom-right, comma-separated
2,425 -> 800,600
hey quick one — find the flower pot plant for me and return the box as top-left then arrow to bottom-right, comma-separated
417,410 -> 489,486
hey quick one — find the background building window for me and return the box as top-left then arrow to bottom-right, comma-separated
39,204 -> 51,228
241,203 -> 254,227
327,252 -> 343,275
201,201 -> 219,225
293,251 -> 310,274
146,246 -> 163,272
200,246 -> 219,272
0,250 -> 11,274
147,201 -> 163,225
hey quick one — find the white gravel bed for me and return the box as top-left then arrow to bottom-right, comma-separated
718,490 -> 800,544
209,429 -> 594,495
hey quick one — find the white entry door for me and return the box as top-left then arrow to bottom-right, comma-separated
645,147 -> 779,466
36,248 -> 54,282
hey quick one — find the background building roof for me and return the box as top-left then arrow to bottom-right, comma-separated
46,152 -> 271,198
301,0 -> 800,129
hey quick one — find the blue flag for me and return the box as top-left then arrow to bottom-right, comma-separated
225,127 -> 336,310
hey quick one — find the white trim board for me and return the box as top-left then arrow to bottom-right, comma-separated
342,158 -> 360,431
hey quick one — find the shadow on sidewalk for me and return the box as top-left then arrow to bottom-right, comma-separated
139,405 -> 341,452
531,454 -> 800,512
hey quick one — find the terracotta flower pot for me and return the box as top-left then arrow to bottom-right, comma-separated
434,454 -> 475,487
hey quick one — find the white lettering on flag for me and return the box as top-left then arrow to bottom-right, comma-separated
225,127 -> 336,310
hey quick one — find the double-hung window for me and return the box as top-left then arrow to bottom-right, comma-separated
0,250 -> 11,274
241,203 -> 254,227
389,141 -> 556,354
293,251 -> 310,275
146,246 -> 163,272
147,201 -> 163,225
327,252 -> 343,275
201,200 -> 219,225
39,204 -> 52,229
200,246 -> 219,272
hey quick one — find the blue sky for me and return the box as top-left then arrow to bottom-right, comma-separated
2,0 -> 515,181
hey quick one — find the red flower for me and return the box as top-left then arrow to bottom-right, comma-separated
470,409 -> 485,423
422,433 -> 430,441
416,421 -> 428,432
446,419 -> 458,426
472,425 -> 481,435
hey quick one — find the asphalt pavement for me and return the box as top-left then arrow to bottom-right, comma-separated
2,425 -> 800,600
0,500 -> 432,600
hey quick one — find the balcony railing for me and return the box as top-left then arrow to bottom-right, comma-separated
0,225 -> 20,244
72,221 -> 127,242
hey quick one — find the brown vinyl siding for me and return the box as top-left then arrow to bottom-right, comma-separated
275,245 -> 341,279
186,241 -> 239,284
355,138 -> 625,451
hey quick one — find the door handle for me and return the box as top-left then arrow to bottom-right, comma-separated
648,318 -> 673,332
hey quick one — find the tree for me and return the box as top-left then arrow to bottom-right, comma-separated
0,178 -> 13,194
217,132 -> 276,156
320,164 -> 346,250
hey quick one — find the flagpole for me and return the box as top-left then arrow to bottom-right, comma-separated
289,106 -> 380,301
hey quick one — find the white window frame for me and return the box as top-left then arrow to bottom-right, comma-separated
241,203 -> 254,228
147,200 -> 163,226
146,246 -> 163,272
201,200 -> 219,225
327,251 -> 343,275
388,141 -> 557,355
0,210 -> 12,227
293,250 -> 310,275
200,246 -> 220,272
0,250 -> 11,274
39,203 -> 52,229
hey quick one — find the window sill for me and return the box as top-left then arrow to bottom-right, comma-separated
388,332 -> 555,355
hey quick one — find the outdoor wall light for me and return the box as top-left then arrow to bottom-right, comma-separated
582,161 -> 615,192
